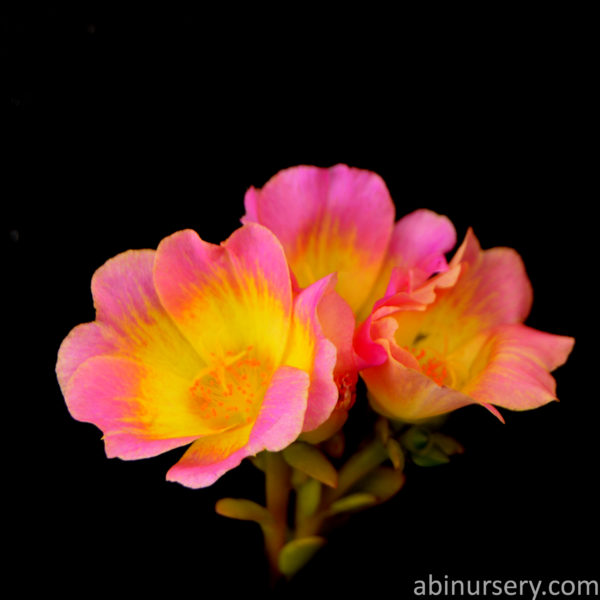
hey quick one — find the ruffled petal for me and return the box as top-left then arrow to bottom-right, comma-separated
391,230 -> 533,356
354,265 -> 462,370
359,210 -> 456,320
243,164 -> 395,314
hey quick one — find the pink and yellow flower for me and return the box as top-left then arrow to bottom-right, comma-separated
242,164 -> 456,322
56,224 -> 339,488
355,228 -> 575,422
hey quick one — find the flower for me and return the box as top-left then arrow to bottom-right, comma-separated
56,224 -> 339,488
242,164 -> 457,428
242,164 -> 456,322
354,228 -> 575,422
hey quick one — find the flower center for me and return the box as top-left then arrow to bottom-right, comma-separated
405,345 -> 453,387
189,346 -> 271,430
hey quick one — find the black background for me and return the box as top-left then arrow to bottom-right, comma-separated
5,7 -> 596,597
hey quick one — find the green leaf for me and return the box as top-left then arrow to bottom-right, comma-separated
327,493 -> 378,516
291,468 -> 309,489
296,478 -> 322,518
335,440 -> 388,497
322,431 -> 345,459
375,417 -> 391,444
249,452 -> 267,472
282,442 -> 338,488
278,537 -> 326,578
431,432 -> 464,456
386,438 -> 405,471
400,426 -> 430,452
215,498 -> 273,526
412,446 -> 450,467
354,467 -> 405,503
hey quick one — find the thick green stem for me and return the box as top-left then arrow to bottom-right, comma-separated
263,452 -> 290,584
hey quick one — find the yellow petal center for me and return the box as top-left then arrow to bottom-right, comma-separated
189,346 -> 272,430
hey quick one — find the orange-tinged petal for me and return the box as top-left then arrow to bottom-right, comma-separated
358,227 -> 573,422
462,324 -> 575,410
392,230 -> 533,359
361,337 -> 477,422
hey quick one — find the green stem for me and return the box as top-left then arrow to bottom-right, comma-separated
294,439 -> 389,539
263,452 -> 290,584
327,439 -> 388,502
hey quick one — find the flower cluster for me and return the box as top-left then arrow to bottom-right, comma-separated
56,164 -> 574,577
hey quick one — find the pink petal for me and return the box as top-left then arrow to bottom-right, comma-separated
92,250 -> 158,333
65,355 -> 213,460
90,249 -> 201,378
57,249 -> 204,408
359,210 -> 456,319
154,224 -> 292,366
246,365 -> 310,453
167,365 -> 310,488
317,286 -> 357,380
56,322 -> 117,392
389,209 -> 457,280
286,275 -> 339,432
165,425 -> 254,489
242,164 -> 395,314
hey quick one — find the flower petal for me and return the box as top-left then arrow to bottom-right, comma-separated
388,209 -> 457,280
284,275 -> 339,432
56,322 -> 117,392
57,250 -> 205,421
166,365 -> 310,488
391,230 -> 533,356
358,210 -> 456,320
65,355 -> 218,460
91,250 -> 202,379
462,324 -> 575,410
361,336 -> 477,422
246,365 -> 310,453
154,224 -> 292,370
243,164 -> 395,314
354,265 -> 462,370
165,425 -> 253,489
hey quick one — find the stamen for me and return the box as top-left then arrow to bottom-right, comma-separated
188,345 -> 268,428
